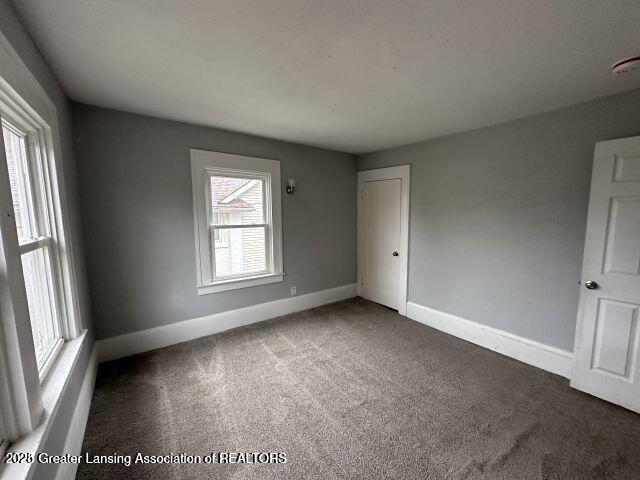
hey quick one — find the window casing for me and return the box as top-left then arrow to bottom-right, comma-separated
0,30 -> 84,463
0,79 -> 82,378
2,118 -> 64,377
191,149 -> 283,294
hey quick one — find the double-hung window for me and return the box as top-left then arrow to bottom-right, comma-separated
3,119 -> 63,375
191,149 -> 283,294
0,98 -> 81,380
0,32 -> 83,466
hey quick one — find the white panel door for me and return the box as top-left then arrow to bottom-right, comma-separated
572,135 -> 640,413
361,179 -> 402,309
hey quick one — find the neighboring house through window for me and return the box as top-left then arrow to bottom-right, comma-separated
191,149 -> 283,294
211,211 -> 229,246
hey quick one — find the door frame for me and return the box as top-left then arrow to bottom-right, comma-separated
357,165 -> 410,316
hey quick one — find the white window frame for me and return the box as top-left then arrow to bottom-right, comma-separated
0,95 -> 80,378
191,149 -> 284,294
2,115 -> 61,377
0,29 -> 84,460
211,211 -> 230,247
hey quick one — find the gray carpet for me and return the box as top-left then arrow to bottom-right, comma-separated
78,298 -> 640,479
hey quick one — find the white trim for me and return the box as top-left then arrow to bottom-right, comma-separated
211,223 -> 267,230
0,200 -> 42,438
0,20 -> 86,472
54,347 -> 97,480
198,273 -> 284,295
406,302 -> 573,378
98,283 -> 357,362
0,32 -> 85,444
0,30 -> 82,340
357,165 -> 410,316
0,333 -> 92,480
17,237 -> 49,255
190,150 -> 283,293
0,91 -> 43,442
36,338 -> 64,383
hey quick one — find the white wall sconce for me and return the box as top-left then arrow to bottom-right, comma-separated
286,178 -> 296,195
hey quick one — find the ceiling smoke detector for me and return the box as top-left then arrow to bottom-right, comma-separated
611,56 -> 640,74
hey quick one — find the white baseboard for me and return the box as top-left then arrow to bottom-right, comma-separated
97,283 -> 358,362
54,346 -> 98,480
406,302 -> 573,378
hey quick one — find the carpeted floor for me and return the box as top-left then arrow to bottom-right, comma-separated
78,298 -> 640,479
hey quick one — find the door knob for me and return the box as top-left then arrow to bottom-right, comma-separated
584,280 -> 599,290
392,251 -> 399,257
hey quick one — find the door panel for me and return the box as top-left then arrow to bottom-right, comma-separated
591,299 -> 638,378
603,196 -> 640,277
572,135 -> 640,413
613,154 -> 640,182
361,179 -> 401,309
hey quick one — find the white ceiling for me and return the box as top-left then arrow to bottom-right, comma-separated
12,0 -> 640,154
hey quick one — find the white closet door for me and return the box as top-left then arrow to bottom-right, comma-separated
572,135 -> 640,413
360,178 -> 402,310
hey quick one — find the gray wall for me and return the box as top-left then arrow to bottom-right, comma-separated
72,104 -> 357,340
0,1 -> 93,477
358,88 -> 640,352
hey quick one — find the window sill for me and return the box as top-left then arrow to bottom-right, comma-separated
0,331 -> 89,480
197,273 -> 284,295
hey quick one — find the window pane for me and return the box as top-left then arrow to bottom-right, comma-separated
2,123 -> 37,241
213,226 -> 267,278
21,247 -> 59,364
210,176 -> 264,225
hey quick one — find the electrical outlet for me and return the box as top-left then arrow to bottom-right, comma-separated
290,286 -> 297,296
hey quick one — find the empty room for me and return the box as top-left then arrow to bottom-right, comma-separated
1,1 -> 640,479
